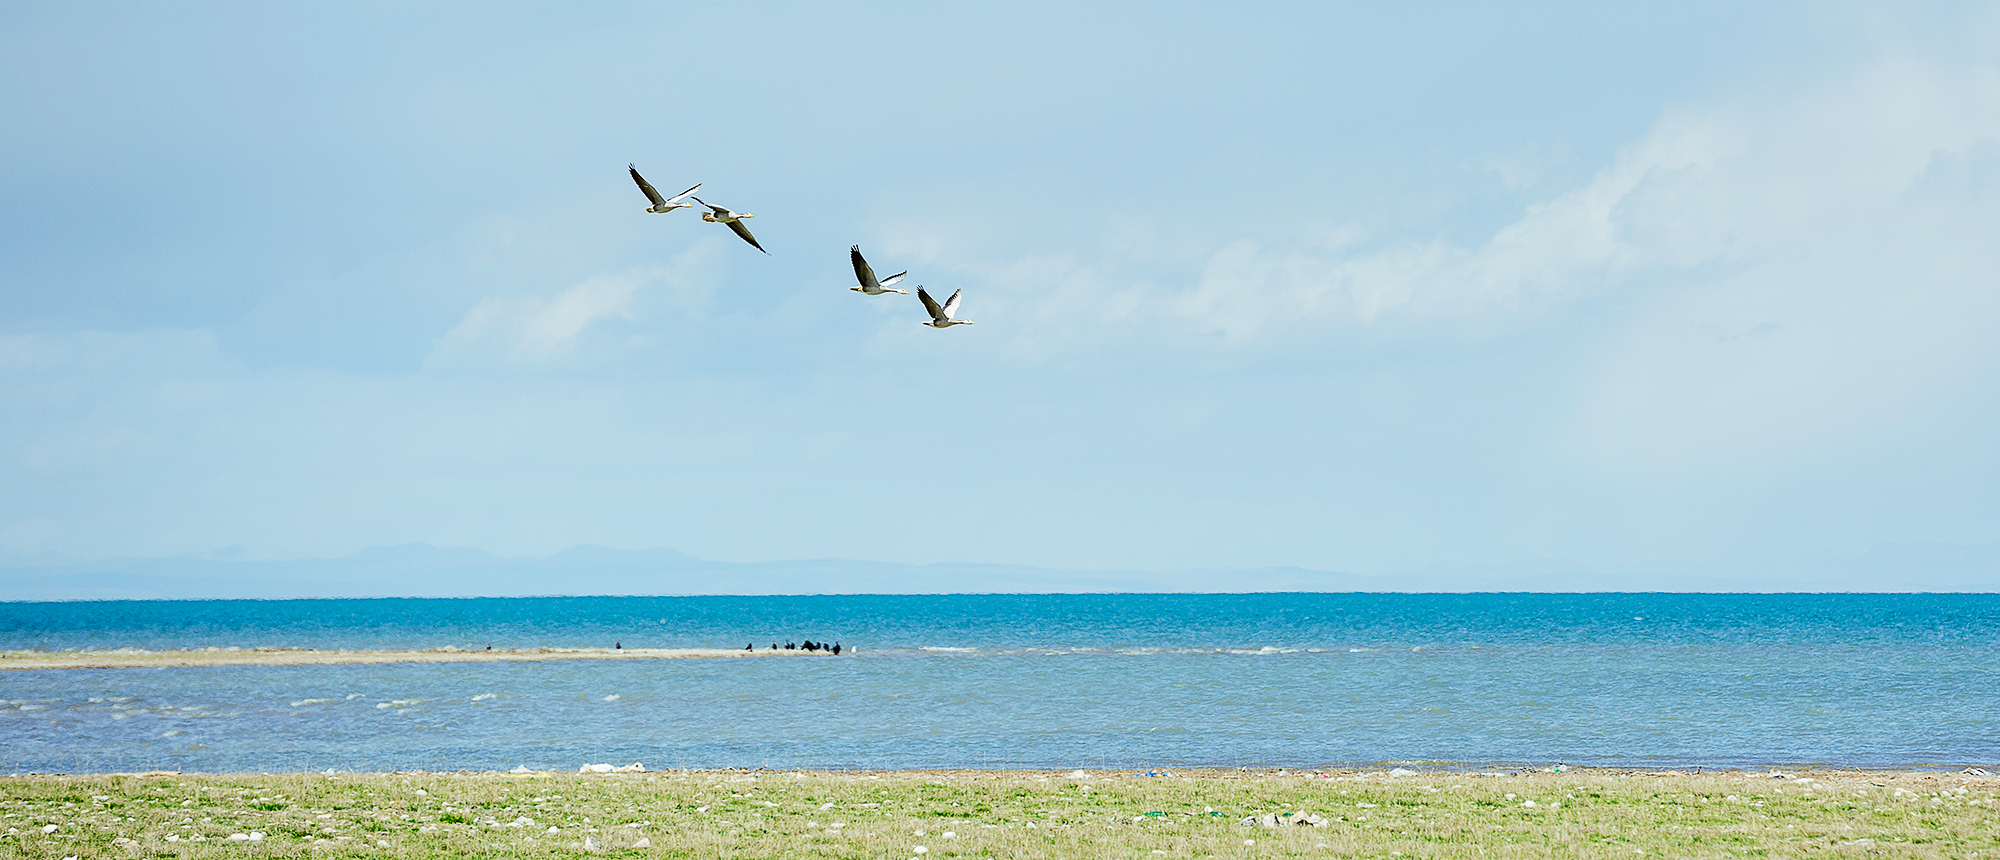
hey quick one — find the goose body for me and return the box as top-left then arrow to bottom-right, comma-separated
918,287 -> 974,328
849,245 -> 908,295
691,197 -> 767,253
627,164 -> 699,213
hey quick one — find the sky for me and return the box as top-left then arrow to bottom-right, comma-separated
3,1 -> 1999,590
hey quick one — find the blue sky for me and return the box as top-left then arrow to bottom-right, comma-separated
4,2 -> 1998,589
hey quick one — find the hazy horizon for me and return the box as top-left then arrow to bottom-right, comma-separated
5,538 -> 1997,601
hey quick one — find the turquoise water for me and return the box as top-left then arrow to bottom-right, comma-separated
2,594 -> 1996,773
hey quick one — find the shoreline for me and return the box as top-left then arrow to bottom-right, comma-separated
8,764 -> 1993,781
5,765 -> 1992,779
0,646 -> 840,670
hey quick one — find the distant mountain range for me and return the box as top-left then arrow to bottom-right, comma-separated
0,541 -> 1994,600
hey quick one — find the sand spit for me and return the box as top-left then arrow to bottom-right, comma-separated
0,645 -> 837,670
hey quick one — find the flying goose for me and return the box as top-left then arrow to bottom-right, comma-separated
691,197 -> 767,253
627,164 -> 699,214
918,287 -> 974,328
849,245 -> 908,295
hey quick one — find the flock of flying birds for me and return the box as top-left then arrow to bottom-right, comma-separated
627,163 -> 974,329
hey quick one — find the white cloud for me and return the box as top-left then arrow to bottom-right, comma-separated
425,268 -> 656,368
945,50 -> 2000,354
421,239 -> 729,371
933,48 -> 2000,479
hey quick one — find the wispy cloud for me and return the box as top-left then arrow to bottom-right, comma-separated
423,243 -> 724,370
949,54 -> 2000,355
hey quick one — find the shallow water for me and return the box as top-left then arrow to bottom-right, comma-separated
2,594 -> 1996,772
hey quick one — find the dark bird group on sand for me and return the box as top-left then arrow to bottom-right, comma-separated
746,640 -> 843,655
629,163 -> 972,327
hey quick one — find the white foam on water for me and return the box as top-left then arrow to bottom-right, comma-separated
290,699 -> 333,707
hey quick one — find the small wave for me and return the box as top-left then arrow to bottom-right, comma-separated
289,698 -> 333,707
471,693 -> 498,702
919,646 -> 979,653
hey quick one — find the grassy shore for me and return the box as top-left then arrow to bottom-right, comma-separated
2,768 -> 1994,859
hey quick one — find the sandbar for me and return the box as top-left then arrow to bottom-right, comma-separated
0,645 -> 837,670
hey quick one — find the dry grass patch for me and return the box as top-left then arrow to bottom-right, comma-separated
0,768 -> 1994,859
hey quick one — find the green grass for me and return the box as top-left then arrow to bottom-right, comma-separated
1,768 -> 1995,858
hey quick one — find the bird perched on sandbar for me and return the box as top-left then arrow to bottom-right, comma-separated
691,197 -> 767,253
627,164 -> 700,214
918,287 -> 974,328
849,245 -> 908,295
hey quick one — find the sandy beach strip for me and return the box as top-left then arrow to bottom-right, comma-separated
0,645 -> 836,670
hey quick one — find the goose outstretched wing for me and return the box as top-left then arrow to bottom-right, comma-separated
879,270 -> 907,287
850,245 -> 880,290
940,289 -> 962,319
917,287 -> 946,322
666,182 -> 701,204
628,164 -> 666,207
728,219 -> 767,253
